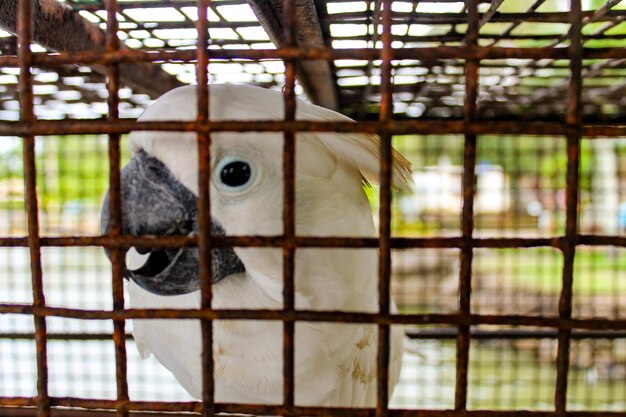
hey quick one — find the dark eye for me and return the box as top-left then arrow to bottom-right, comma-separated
217,158 -> 254,190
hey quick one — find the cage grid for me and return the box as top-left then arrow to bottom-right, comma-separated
0,0 -> 626,416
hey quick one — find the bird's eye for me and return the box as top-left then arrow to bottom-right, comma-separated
216,157 -> 255,191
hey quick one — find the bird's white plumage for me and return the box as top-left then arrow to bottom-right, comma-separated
127,84 -> 410,406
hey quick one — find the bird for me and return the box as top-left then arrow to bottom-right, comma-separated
100,84 -> 412,407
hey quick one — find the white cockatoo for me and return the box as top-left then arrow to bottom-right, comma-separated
100,84 -> 412,407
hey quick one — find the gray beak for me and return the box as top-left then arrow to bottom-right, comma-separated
100,150 -> 245,296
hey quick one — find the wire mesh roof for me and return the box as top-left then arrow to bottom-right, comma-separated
1,0 -> 625,122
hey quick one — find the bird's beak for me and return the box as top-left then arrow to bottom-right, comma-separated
100,150 -> 245,296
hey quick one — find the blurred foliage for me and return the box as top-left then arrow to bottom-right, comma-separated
393,134 -> 596,191
0,135 -> 130,210
475,247 -> 626,295
0,137 -> 25,210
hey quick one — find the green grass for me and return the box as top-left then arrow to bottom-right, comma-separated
474,248 -> 626,295
469,341 -> 626,410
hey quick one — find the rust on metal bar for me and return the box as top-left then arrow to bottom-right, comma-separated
9,328 -> 626,342
323,9 -> 626,24
0,45 -> 596,67
376,0 -> 393,414
1,333 -> 135,341
193,1 -> 215,416
102,1 -> 129,417
455,0 -> 480,410
336,31 -> 626,43
406,328 -> 626,340
7,303 -> 626,331
1,118 -> 626,137
16,1 -> 50,417
5,403 -> 626,417
1,234 -> 625,250
280,0 -> 298,409
554,0 -> 583,414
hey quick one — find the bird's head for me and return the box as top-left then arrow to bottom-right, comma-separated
100,85 -> 411,297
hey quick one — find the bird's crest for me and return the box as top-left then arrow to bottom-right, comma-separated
297,101 -> 413,190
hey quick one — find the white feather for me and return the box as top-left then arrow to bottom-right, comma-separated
127,84 -> 409,406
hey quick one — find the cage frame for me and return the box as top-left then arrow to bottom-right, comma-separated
0,0 -> 626,416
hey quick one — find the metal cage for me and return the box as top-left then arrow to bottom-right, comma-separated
1,0 -> 626,416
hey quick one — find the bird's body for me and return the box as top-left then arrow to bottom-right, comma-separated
102,84 -> 411,407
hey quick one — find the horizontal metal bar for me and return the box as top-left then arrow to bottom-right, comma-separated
406,328 -> 626,340
2,403 -> 626,417
3,235 -> 465,249
329,32 -> 626,43
0,333 -> 132,341
0,45 -> 624,68
2,306 -> 626,331
4,329 -> 626,341
70,0 -> 246,11
1,118 -> 626,138
323,9 -> 626,24
1,234 -> 624,250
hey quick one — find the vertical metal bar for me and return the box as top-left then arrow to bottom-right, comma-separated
377,0 -> 393,415
196,1 -> 214,416
104,2 -> 129,416
17,1 -> 49,417
455,0 -> 479,410
282,0 -> 297,409
555,0 -> 582,414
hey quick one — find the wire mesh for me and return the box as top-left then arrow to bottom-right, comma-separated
1,0 -> 626,416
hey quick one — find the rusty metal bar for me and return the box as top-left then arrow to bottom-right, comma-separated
73,0 -> 245,11
4,118 -> 625,137
281,0 -> 297,409
8,328 -> 626,341
407,328 -> 626,340
554,1 -> 583,414
334,31 -> 626,43
65,0 -> 496,12
1,45 -> 625,68
322,9 -> 626,24
4,403 -> 626,417
16,1 -> 50,417
376,0 -> 393,414
103,1 -> 129,417
7,306 -> 626,330
193,1 -> 215,416
1,333 -> 136,341
455,0 -> 480,410
46,0 -> 540,10
1,235 -> 625,250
